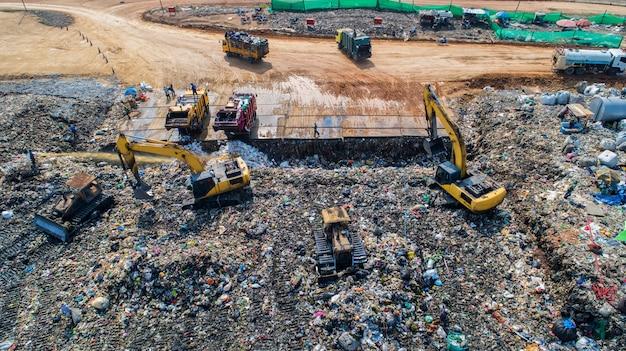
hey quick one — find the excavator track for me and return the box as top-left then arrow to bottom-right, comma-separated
245,228 -> 309,351
313,228 -> 336,278
69,194 -> 114,224
350,231 -> 367,265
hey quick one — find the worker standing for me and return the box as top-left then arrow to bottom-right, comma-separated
191,83 -> 198,97
70,124 -> 77,142
314,122 -> 320,138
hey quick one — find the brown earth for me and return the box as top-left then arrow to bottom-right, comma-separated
1,0 -> 625,102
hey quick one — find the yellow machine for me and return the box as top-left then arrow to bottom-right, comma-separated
423,84 -> 506,212
116,133 -> 251,208
222,31 -> 269,63
313,207 -> 367,282
165,89 -> 210,135
34,173 -> 114,242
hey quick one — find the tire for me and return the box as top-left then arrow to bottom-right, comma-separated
575,67 -> 586,75
606,68 -> 618,76
564,67 -> 575,75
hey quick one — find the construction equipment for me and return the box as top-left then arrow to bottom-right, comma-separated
552,47 -> 626,76
33,173 -> 114,242
335,28 -> 372,61
212,93 -> 257,136
423,84 -> 506,212
461,8 -> 488,29
116,133 -> 251,208
222,31 -> 269,63
313,207 -> 367,282
165,89 -> 210,135
433,11 -> 453,29
420,10 -> 437,27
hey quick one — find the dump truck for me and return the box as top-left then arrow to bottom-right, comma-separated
33,173 -> 114,242
335,28 -> 372,61
165,89 -> 210,135
423,84 -> 506,212
222,31 -> 269,63
552,47 -> 626,76
116,133 -> 251,209
313,207 -> 367,282
212,93 -> 257,136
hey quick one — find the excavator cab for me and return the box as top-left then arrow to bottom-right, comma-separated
435,161 -> 461,185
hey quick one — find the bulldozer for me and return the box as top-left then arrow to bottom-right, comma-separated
313,207 -> 367,282
34,173 -> 114,242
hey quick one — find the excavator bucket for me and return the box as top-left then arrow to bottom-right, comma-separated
132,180 -> 154,200
423,137 -> 447,158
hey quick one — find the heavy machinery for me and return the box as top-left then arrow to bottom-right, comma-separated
33,173 -> 114,242
212,93 -> 257,136
335,28 -> 372,61
313,207 -> 367,282
165,89 -> 210,135
420,10 -> 437,27
552,47 -> 626,76
116,133 -> 251,208
423,84 -> 506,212
222,31 -> 269,63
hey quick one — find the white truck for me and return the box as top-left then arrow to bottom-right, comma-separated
552,47 -> 626,76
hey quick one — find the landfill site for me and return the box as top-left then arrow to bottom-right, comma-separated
1,0 -> 626,351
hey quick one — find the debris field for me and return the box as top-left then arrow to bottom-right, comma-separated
0,5 -> 626,351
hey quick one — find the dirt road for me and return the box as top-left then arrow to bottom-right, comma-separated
2,1 -> 624,100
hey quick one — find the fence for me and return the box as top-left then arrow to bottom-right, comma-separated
270,0 -> 624,47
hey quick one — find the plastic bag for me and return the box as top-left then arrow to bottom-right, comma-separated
446,331 -> 469,351
551,318 -> 577,342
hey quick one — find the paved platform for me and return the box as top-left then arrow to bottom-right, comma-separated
120,89 -> 446,142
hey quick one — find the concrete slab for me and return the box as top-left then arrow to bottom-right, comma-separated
121,89 -> 447,142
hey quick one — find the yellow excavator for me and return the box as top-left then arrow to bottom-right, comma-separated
423,84 -> 506,212
116,133 -> 251,208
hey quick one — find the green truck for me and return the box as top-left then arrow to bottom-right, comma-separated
335,28 -> 372,61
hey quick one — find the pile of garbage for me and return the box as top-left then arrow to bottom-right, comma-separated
0,77 -> 625,350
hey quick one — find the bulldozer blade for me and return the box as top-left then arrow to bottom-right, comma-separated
424,138 -> 446,158
34,214 -> 70,242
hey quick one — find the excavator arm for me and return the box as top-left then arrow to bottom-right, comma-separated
424,84 -> 467,177
423,84 -> 506,212
115,133 -> 251,208
116,133 -> 206,185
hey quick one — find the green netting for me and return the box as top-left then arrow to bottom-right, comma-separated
588,13 -> 626,25
496,29 -> 623,47
270,1 -> 623,47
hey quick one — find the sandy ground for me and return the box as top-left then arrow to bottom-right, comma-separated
1,0 -> 625,103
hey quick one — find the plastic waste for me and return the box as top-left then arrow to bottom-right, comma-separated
556,91 -> 570,105
551,318 -> 577,342
575,336 -> 599,351
1,210 -> 13,219
540,94 -> 556,105
446,331 -> 469,351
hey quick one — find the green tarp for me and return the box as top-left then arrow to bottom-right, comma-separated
270,1 -> 624,48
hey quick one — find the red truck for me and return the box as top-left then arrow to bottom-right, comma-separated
212,93 -> 257,136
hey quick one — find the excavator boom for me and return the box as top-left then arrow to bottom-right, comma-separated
423,84 -> 506,212
116,134 -> 251,207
